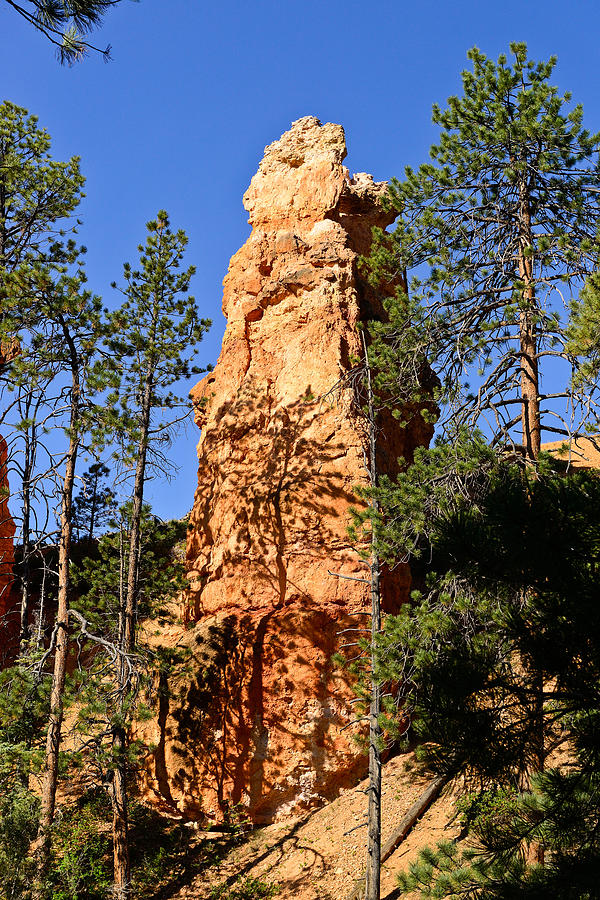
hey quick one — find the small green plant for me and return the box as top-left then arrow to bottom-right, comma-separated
49,798 -> 111,900
0,788 -> 39,900
210,875 -> 279,900
456,787 -> 520,836
222,801 -> 252,845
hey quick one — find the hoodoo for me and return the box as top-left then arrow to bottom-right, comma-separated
143,117 -> 431,822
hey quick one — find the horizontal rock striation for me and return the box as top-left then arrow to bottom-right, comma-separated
143,117 -> 431,822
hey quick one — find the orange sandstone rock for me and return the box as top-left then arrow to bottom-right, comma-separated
144,117 -> 431,823
542,437 -> 600,469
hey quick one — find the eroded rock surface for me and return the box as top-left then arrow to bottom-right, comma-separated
143,117 -> 431,822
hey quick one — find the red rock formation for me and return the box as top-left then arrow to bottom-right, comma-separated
542,437 -> 600,468
144,118 -> 431,822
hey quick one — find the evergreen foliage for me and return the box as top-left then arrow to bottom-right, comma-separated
3,0 -> 132,62
567,270 -> 600,390
0,101 -> 84,276
374,452 -> 600,896
99,210 -> 210,897
0,109 -> 210,899
72,503 -> 187,637
71,462 -> 117,542
0,787 -> 40,898
361,44 -> 600,896
365,43 -> 600,459
4,258 -> 113,896
0,100 -> 88,649
105,209 -> 212,467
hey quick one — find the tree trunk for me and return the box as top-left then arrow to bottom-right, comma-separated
530,665 -> 545,865
87,466 -> 98,541
347,775 -> 448,900
110,369 -> 153,899
18,418 -> 32,647
32,373 -> 79,899
518,179 -> 541,462
362,332 -> 381,900
110,727 -> 130,900
516,177 -> 545,859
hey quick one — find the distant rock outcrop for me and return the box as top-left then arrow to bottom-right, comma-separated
143,117 -> 432,822
542,437 -> 600,469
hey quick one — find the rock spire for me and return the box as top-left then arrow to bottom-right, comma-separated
142,117 -> 431,822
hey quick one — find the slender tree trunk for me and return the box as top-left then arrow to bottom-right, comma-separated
87,467 -> 98,541
32,374 -> 80,899
516,184 -> 545,860
110,727 -> 130,900
36,555 -> 47,647
19,424 -> 32,647
518,179 -> 541,462
362,332 -> 381,900
531,666 -> 545,865
110,371 -> 153,900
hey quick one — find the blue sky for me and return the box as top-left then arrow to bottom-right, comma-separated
2,0 -> 600,519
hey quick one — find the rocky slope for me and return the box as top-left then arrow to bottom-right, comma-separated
141,117 -> 432,823
165,751 -> 460,900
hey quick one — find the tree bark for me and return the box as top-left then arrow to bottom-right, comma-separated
110,728 -> 130,900
18,408 -> 34,647
32,358 -> 80,899
110,349 -> 154,899
347,775 -> 448,900
362,331 -> 382,900
518,177 -> 541,462
516,175 -> 545,858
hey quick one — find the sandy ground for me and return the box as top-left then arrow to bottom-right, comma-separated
171,751 -> 460,900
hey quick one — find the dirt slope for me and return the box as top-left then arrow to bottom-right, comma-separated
171,752 -> 460,900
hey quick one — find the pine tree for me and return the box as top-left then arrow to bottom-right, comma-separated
102,210 -> 210,898
360,44 -> 600,894
72,462 -> 117,542
0,101 -> 84,274
2,248 -> 110,897
73,502 -> 187,638
366,42 -> 600,463
70,505 -> 187,840
380,460 -> 600,898
0,100 -> 85,649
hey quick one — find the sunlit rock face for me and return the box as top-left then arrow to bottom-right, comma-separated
143,118 -> 432,823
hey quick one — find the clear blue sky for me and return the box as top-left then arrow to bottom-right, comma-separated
2,0 -> 600,519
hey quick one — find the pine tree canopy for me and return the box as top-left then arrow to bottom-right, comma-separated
378,455 -> 600,898
366,43 -> 600,460
359,44 -> 600,897
104,210 -> 212,471
0,101 -> 84,275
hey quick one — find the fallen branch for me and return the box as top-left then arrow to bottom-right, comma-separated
345,774 -> 449,900
328,569 -> 370,585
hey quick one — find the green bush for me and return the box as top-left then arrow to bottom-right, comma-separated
0,788 -> 39,900
49,799 -> 111,900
